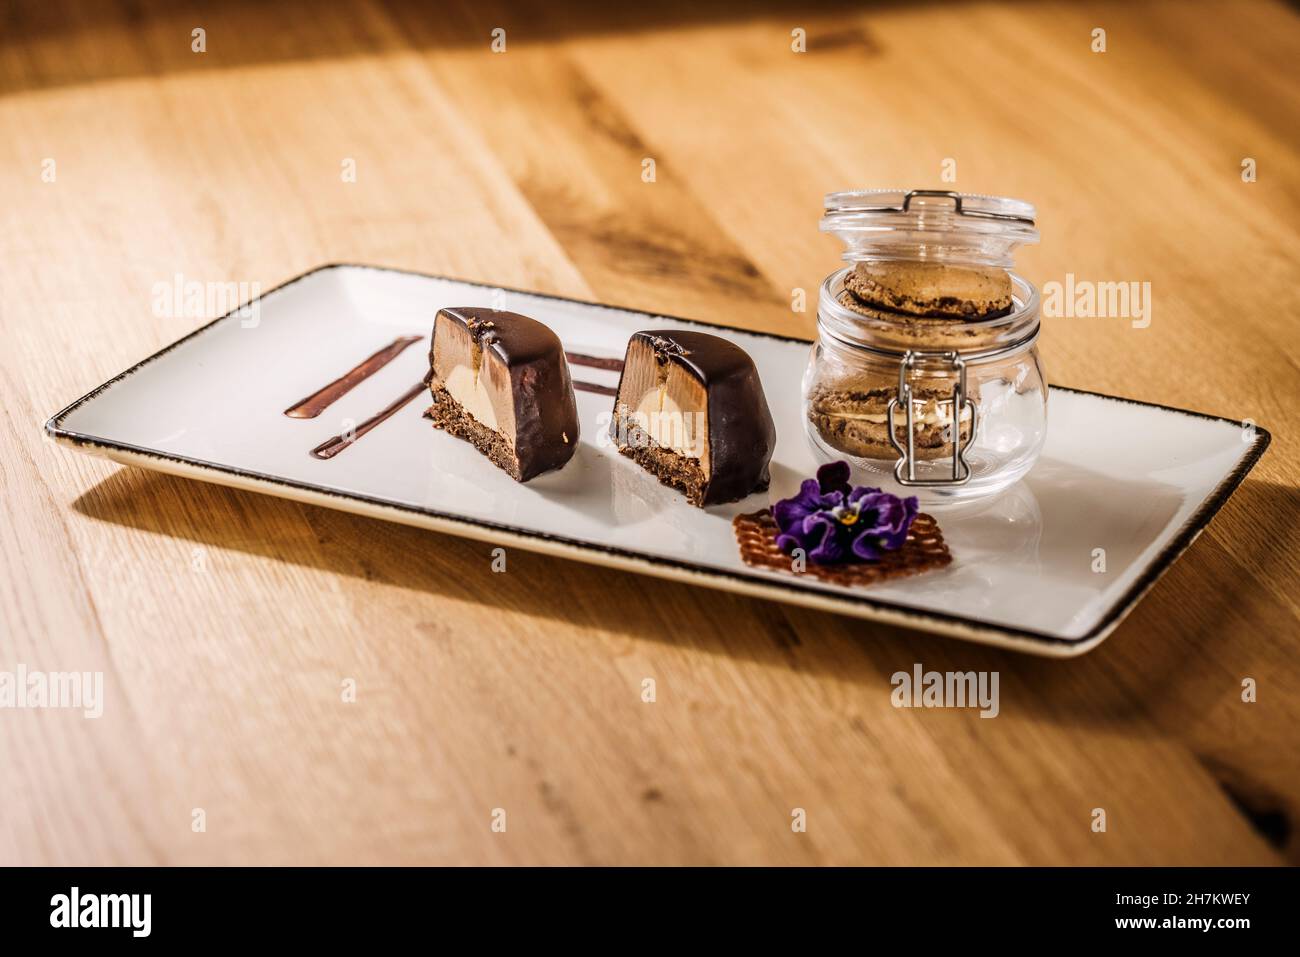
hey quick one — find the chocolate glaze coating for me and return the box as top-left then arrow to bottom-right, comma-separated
612,330 -> 777,505
430,307 -> 580,481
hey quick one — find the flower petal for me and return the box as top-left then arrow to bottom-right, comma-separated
815,460 -> 853,496
803,513 -> 844,563
772,478 -> 822,534
850,531 -> 883,562
846,485 -> 883,507
775,532 -> 801,554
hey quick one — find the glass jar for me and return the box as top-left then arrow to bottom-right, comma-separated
803,189 -> 1045,504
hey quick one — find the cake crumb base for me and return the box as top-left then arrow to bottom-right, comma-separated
616,438 -> 709,507
426,386 -> 522,482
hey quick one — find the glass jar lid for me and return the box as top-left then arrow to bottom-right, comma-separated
822,189 -> 1039,268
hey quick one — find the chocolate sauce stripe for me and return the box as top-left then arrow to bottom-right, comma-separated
311,375 -> 615,459
309,382 -> 427,459
299,344 -> 622,458
565,351 -> 625,372
568,351 -> 622,397
285,334 -> 423,419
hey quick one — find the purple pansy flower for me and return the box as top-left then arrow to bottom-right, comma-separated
773,461 -> 919,565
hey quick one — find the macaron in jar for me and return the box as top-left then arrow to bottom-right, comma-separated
804,189 -> 1045,504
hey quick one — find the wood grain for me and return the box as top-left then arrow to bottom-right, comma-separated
1,0 -> 1297,865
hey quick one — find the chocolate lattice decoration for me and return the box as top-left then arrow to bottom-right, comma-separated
733,509 -> 951,586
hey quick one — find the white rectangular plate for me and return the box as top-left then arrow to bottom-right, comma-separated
46,265 -> 1270,656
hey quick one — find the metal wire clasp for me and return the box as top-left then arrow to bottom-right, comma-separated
886,350 -> 978,486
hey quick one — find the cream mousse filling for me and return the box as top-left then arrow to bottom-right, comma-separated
615,335 -> 711,474
431,311 -> 516,442
443,364 -> 501,432
627,388 -> 706,459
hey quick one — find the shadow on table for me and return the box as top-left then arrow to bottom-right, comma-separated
1,0 -> 937,95
69,464 -> 1296,694
72,463 -> 1300,856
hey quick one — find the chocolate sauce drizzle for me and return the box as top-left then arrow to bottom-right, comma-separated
566,351 -> 621,396
565,351 -> 625,373
293,342 -> 625,459
309,382 -> 426,460
284,335 -> 422,419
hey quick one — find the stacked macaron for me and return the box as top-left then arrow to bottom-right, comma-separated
838,261 -> 1012,322
809,261 -> 1013,462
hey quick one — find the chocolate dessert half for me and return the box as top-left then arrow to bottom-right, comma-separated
425,307 -> 579,482
610,330 -> 776,507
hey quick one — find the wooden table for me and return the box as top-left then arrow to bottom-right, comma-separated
2,0 -> 1297,865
